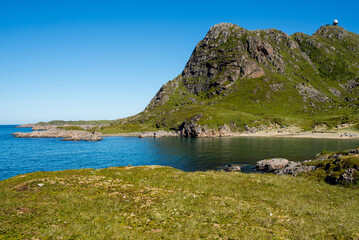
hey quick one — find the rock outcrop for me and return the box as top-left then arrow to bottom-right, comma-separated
255,147 -> 359,185
256,158 -> 290,173
176,114 -> 233,137
181,23 -> 293,96
178,121 -> 232,137
256,158 -> 316,176
313,148 -> 359,185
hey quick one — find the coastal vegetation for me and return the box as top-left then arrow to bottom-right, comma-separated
304,148 -> 359,185
1,159 -> 358,239
57,126 -> 85,131
37,120 -> 113,127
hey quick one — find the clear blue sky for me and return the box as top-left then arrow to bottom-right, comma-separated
1,0 -> 358,124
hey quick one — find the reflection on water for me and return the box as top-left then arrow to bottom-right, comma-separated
0,125 -> 358,180
145,136 -> 358,172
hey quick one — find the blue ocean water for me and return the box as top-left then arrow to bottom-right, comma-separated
0,125 -> 358,180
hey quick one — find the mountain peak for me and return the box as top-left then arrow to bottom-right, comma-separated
209,22 -> 240,30
205,23 -> 245,40
314,25 -> 348,39
106,23 -> 359,136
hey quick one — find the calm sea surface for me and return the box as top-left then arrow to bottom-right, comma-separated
0,125 -> 358,180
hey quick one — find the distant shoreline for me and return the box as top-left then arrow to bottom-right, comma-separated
234,131 -> 359,140
11,128 -> 359,141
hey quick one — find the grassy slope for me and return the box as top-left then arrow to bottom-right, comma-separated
37,120 -> 114,126
1,166 -> 358,239
100,26 -> 359,134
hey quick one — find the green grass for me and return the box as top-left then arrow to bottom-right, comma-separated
37,120 -> 114,126
57,126 -> 85,131
1,166 -> 358,239
96,122 -> 158,134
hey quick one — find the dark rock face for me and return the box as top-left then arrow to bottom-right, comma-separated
178,121 -> 202,137
325,168 -> 358,185
177,114 -> 204,137
339,168 -> 358,184
177,114 -> 232,137
181,23 -> 296,95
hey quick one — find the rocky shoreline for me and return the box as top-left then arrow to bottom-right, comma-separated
12,127 -> 180,141
255,158 -> 315,176
13,122 -> 359,141
219,147 -> 359,185
11,125 -> 359,184
12,127 -> 359,142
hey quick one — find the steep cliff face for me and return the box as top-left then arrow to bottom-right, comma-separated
180,23 -> 303,95
102,23 -> 359,135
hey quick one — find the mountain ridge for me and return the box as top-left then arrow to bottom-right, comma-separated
99,23 -> 359,136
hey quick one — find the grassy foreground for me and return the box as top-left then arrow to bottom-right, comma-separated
1,166 -> 358,239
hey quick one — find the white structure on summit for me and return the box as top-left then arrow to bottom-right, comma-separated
333,19 -> 339,26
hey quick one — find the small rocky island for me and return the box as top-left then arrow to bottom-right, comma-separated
12,123 -> 179,141
12,127 -> 103,142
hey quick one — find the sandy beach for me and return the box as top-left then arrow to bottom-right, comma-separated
236,128 -> 359,139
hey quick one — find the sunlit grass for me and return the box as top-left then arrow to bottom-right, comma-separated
1,166 -> 358,239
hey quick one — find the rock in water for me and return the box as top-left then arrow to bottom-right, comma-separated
222,164 -> 241,172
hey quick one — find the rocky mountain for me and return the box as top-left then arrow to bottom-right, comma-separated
101,23 -> 359,136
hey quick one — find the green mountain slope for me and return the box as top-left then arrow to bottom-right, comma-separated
101,23 -> 359,135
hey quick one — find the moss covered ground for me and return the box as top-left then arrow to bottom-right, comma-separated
304,148 -> 359,185
1,165 -> 358,239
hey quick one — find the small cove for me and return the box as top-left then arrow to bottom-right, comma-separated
0,125 -> 358,180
